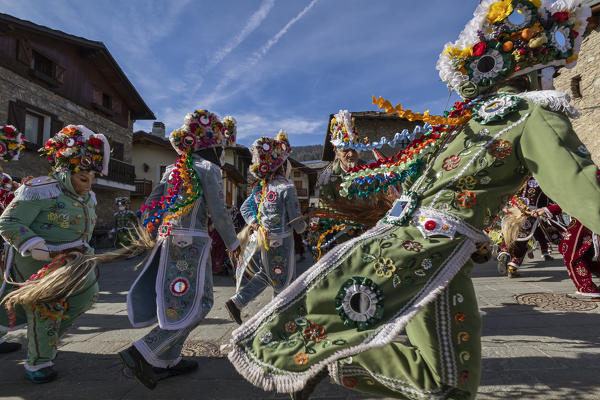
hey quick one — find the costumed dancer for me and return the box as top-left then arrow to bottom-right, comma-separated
534,200 -> 600,299
227,1 -> 596,399
310,111 -> 368,260
0,124 -> 24,354
0,125 -> 109,382
497,177 -> 559,277
118,109 -> 240,389
112,197 -> 138,248
225,131 -> 306,325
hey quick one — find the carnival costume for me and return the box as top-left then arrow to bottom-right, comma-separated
228,131 -> 306,320
497,177 -> 559,277
0,125 -> 109,382
541,202 -> 600,298
228,1 -> 595,399
113,197 -> 138,248
0,124 -> 24,354
119,110 -> 239,389
311,111 -> 368,260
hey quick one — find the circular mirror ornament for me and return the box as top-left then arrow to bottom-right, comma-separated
473,94 -> 522,125
170,277 -> 190,296
199,114 -> 212,127
335,277 -> 384,331
468,49 -> 509,86
182,134 -> 197,148
0,142 -> 6,156
550,26 -> 572,55
504,4 -> 533,32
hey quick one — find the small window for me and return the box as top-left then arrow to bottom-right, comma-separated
571,75 -> 582,99
32,51 -> 54,77
294,180 -> 303,189
24,111 -> 44,145
102,93 -> 112,109
111,141 -> 124,161
293,171 -> 302,177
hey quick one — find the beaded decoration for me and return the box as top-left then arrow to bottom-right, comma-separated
141,152 -> 202,232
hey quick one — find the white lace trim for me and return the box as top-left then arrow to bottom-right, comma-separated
516,90 -> 579,118
13,177 -> 60,201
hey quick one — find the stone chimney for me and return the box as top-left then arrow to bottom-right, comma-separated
151,121 -> 166,137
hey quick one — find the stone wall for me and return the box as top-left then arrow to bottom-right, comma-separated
0,65 -> 133,233
553,23 -> 600,164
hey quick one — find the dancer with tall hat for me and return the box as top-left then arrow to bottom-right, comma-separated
118,109 -> 240,389
0,124 -> 25,355
227,1 -> 596,398
0,124 -> 110,382
225,130 -> 306,324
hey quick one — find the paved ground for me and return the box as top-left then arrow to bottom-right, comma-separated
2,249 -> 600,399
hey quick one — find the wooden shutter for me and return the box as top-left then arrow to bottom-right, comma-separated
50,118 -> 64,136
54,64 -> 65,84
7,101 -> 26,132
111,96 -> 122,115
16,39 -> 32,66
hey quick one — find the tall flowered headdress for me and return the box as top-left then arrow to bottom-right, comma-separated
142,109 -> 236,233
249,130 -> 292,180
0,125 -> 25,162
41,125 -> 110,175
169,109 -> 235,154
437,0 -> 591,98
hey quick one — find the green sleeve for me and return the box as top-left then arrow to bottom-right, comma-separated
520,104 -> 600,233
0,199 -> 45,252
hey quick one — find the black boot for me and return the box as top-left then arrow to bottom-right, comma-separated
290,369 -> 328,400
225,299 -> 242,325
153,359 -> 198,381
0,341 -> 22,354
118,346 -> 157,390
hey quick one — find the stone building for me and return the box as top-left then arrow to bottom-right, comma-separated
222,144 -> 252,209
321,111 -> 420,161
131,122 -> 177,212
553,0 -> 600,163
288,157 -> 318,210
0,13 -> 154,235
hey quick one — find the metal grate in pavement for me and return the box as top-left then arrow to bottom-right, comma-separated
181,341 -> 221,357
515,292 -> 597,312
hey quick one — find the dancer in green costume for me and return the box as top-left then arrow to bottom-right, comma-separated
228,1 -> 595,399
0,124 -> 110,383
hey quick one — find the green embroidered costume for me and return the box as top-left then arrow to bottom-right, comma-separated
228,1 -> 595,397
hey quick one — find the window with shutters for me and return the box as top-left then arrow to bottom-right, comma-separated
111,141 -> 124,161
102,93 -> 112,109
32,51 -> 54,77
24,111 -> 44,145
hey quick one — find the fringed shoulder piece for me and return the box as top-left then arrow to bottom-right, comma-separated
13,176 -> 61,201
516,90 -> 580,119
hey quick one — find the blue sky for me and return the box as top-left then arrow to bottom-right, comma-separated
0,0 -> 475,147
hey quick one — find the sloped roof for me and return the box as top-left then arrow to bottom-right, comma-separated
0,13 -> 155,120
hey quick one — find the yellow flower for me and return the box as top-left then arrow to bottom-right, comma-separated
529,0 -> 541,8
488,0 -> 513,24
443,46 -> 473,59
8,143 -> 18,150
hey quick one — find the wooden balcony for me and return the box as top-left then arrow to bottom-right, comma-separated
107,159 -> 135,185
132,179 -> 153,198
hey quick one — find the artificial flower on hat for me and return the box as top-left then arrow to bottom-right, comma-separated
0,125 -> 25,162
169,109 -> 234,154
40,125 -> 110,175
250,130 -> 292,179
329,110 -> 363,150
221,115 -> 237,147
436,0 -> 591,98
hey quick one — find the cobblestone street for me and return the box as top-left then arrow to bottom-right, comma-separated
2,250 -> 600,399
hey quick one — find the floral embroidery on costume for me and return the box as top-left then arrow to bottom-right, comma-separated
489,139 -> 512,159
443,155 -> 461,171
457,191 -> 477,208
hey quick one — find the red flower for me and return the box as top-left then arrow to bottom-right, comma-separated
88,137 -> 103,148
2,126 -> 15,134
442,155 -> 461,171
343,377 -> 358,388
553,11 -> 569,23
472,42 -> 487,57
304,323 -> 326,343
489,139 -> 512,159
457,191 -> 477,208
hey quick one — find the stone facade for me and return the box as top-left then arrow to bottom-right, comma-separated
554,7 -> 600,163
0,65 -> 132,233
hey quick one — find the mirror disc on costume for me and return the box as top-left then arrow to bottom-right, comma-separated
199,115 -> 211,127
182,134 -> 196,148
170,278 -> 190,296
